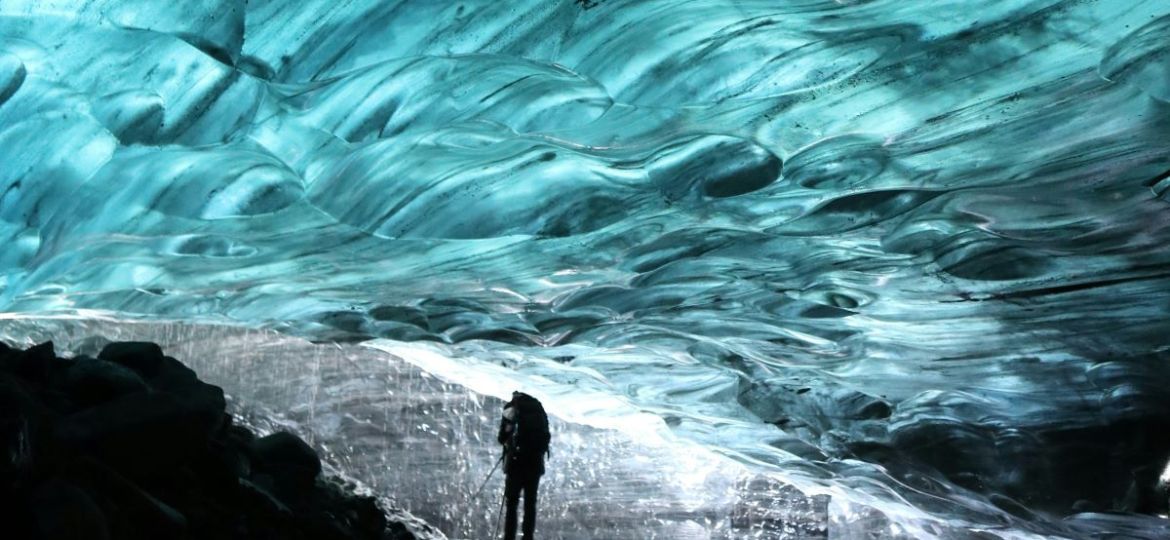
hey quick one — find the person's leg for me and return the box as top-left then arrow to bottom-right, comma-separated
503,473 -> 522,540
521,474 -> 540,540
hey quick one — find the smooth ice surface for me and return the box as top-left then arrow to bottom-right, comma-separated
2,1 -> 1170,538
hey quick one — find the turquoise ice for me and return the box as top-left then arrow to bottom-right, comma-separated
2,1 -> 1170,538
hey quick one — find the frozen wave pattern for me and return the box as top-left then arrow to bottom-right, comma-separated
2,1 -> 1170,538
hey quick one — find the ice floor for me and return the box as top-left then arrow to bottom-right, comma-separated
7,317 -> 1166,539
1,318 -> 844,540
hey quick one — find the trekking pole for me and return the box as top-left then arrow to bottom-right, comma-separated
473,454 -> 505,500
493,489 -> 505,539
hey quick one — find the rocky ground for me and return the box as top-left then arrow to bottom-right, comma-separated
0,340 -> 418,540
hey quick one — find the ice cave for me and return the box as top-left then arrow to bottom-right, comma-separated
1,0 -> 1170,538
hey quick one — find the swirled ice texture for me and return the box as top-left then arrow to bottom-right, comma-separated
2,0 -> 1170,537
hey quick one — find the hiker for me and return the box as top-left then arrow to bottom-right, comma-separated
497,391 -> 550,540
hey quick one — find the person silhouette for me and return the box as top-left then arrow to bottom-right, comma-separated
497,391 -> 550,540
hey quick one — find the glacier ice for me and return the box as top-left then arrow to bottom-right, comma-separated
2,0 -> 1170,538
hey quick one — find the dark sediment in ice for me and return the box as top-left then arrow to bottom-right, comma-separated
0,340 -> 417,540
737,371 -> 1170,518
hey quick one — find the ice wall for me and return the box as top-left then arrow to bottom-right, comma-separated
0,318 -> 839,540
2,1 -> 1170,538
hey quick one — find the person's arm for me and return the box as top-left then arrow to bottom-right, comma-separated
497,405 -> 516,445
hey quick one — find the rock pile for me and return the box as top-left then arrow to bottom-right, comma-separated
0,340 -> 416,540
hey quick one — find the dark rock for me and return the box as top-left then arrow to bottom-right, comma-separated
225,423 -> 257,446
0,340 -> 13,370
61,357 -> 149,408
0,413 -> 32,484
14,340 -> 57,383
204,439 -> 252,485
0,373 -> 41,486
149,355 -> 198,388
142,355 -> 228,433
252,432 -> 322,477
2,340 -> 414,540
27,340 -> 55,362
31,478 -> 111,540
98,342 -> 165,378
54,391 -> 209,476
252,431 -> 322,498
239,475 -> 293,515
63,457 -> 187,538
348,495 -> 388,538
386,520 -> 417,540
174,379 -> 228,433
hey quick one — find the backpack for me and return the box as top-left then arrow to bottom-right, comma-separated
506,393 -> 550,466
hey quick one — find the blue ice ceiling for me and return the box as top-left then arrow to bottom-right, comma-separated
2,0 -> 1170,536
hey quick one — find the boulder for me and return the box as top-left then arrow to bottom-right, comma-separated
13,341 -> 57,384
0,340 -> 13,369
54,391 -> 210,476
2,340 -> 413,540
61,357 -> 148,408
98,342 -> 165,378
144,355 -> 228,433
252,432 -> 322,477
252,431 -> 322,498
148,356 -> 199,389
0,374 -> 36,486
30,478 -> 111,540
62,457 -> 187,539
